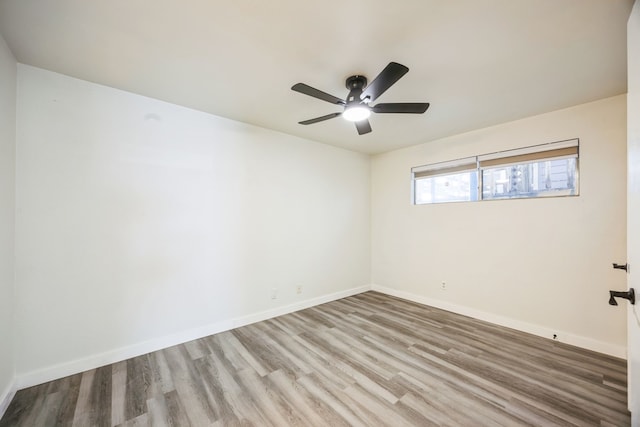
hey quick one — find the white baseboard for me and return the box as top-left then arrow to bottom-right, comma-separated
0,378 -> 17,421
15,285 -> 371,390
371,285 -> 626,359
16,282 -> 624,391
230,285 -> 370,328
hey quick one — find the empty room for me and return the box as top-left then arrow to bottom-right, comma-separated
1,1 -> 639,426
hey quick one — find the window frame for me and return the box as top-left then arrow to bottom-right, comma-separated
411,139 -> 580,205
411,156 -> 478,205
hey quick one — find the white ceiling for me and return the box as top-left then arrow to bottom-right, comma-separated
0,0 -> 633,154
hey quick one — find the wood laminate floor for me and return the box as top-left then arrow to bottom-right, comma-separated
0,292 -> 631,426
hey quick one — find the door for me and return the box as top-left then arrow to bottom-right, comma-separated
628,2 -> 640,424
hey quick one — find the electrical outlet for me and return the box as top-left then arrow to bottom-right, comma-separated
296,285 -> 302,294
441,281 -> 446,290
271,288 -> 278,300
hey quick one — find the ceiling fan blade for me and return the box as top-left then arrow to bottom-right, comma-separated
292,83 -> 346,105
299,112 -> 342,125
355,119 -> 372,135
372,103 -> 430,114
360,62 -> 409,103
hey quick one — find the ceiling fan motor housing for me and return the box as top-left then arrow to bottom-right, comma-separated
345,75 -> 368,104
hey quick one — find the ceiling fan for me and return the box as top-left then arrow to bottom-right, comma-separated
291,62 -> 430,135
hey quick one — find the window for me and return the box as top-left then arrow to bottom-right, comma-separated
479,144 -> 578,200
412,139 -> 579,205
412,157 -> 478,204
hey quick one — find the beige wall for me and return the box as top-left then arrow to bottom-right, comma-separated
14,65 -> 371,386
371,95 -> 627,356
0,34 -> 16,415
6,63 -> 630,392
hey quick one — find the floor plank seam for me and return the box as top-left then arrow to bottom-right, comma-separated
0,291 -> 630,426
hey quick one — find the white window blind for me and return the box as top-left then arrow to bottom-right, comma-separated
412,157 -> 477,179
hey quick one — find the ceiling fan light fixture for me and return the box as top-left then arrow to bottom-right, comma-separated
342,106 -> 371,122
